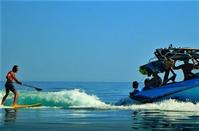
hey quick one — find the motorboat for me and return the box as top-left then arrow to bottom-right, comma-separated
130,45 -> 199,103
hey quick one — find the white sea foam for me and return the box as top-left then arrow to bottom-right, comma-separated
0,89 -> 108,108
126,99 -> 199,111
0,89 -> 199,112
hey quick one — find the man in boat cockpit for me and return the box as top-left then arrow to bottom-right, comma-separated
143,72 -> 162,90
173,58 -> 199,81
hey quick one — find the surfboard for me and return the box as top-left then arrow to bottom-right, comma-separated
13,103 -> 42,108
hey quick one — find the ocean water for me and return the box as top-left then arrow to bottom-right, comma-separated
0,81 -> 199,131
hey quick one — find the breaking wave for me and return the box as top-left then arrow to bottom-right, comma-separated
0,89 -> 199,112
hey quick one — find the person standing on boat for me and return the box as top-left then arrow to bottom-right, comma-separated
162,57 -> 176,85
1,65 -> 22,107
173,59 -> 199,81
129,81 -> 140,96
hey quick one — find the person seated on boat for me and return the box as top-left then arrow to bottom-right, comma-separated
173,58 -> 199,81
162,57 -> 176,85
143,72 -> 162,90
149,72 -> 162,87
129,81 -> 140,96
143,78 -> 151,90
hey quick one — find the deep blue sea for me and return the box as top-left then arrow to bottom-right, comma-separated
0,81 -> 199,131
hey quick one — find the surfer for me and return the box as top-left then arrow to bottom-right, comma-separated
129,81 -> 139,96
1,65 -> 22,107
173,59 -> 199,81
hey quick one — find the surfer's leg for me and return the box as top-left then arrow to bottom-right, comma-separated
1,88 -> 10,105
12,90 -> 18,107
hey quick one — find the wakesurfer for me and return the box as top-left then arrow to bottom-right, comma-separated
1,65 -> 22,107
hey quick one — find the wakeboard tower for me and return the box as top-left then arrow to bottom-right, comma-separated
139,44 -> 199,76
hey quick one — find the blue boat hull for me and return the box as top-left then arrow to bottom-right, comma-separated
163,86 -> 199,102
130,78 -> 199,103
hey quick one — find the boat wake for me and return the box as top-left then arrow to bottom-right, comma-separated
0,89 -> 199,112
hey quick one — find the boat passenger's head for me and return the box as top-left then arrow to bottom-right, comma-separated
147,72 -> 152,77
144,78 -> 150,87
132,81 -> 139,89
152,72 -> 158,76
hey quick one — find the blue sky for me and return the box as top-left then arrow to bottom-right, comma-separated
1,1 -> 199,82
